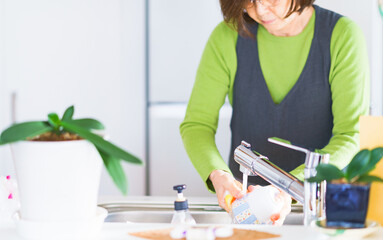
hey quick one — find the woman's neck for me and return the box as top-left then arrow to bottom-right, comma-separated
268,6 -> 314,37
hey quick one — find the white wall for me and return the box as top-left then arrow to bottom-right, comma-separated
316,0 -> 383,115
149,0 -> 223,103
0,0 -> 146,196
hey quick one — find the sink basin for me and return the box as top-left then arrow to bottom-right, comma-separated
106,210 -> 232,224
100,202 -> 303,225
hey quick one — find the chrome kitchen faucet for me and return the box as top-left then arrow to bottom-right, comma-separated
233,139 -> 329,226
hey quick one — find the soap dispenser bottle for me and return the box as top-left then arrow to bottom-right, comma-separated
171,184 -> 196,225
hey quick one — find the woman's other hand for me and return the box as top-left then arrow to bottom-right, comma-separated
272,189 -> 292,226
248,185 -> 292,226
209,170 -> 245,212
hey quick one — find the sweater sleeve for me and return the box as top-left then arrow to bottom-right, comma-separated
290,17 -> 370,180
179,22 -> 238,192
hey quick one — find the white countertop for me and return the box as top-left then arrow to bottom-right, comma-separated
1,196 -> 381,239
1,221 -> 383,240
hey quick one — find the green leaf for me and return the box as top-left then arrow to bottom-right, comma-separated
345,149 -> 371,181
306,176 -> 326,183
307,164 -> 344,183
0,121 -> 53,144
61,121 -> 142,165
64,119 -> 104,130
316,164 -> 345,180
48,113 -> 61,128
360,148 -> 383,175
62,106 -> 74,121
98,148 -> 128,195
356,175 -> 383,183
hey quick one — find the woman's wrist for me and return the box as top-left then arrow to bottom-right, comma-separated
209,169 -> 227,182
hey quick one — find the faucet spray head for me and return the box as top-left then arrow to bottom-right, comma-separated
235,141 -> 264,177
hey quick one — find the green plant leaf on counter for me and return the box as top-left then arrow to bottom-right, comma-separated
61,105 -> 74,121
47,113 -> 61,129
0,106 -> 142,195
356,175 -> 383,183
99,148 -> 128,195
309,147 -> 383,184
66,119 -> 105,130
61,120 -> 142,165
0,121 -> 52,144
307,164 -> 344,183
344,149 -> 370,181
359,147 -> 383,175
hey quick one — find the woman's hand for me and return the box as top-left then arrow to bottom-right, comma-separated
273,189 -> 292,226
209,170 -> 245,212
248,185 -> 292,226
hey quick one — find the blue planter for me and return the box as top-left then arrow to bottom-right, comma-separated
325,183 -> 370,228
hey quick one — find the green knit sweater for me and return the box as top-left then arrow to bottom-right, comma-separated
180,10 -> 370,192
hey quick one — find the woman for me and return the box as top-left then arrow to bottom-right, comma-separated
180,0 -> 369,223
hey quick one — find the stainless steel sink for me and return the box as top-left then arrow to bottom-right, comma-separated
106,210 -> 232,224
99,202 -> 303,225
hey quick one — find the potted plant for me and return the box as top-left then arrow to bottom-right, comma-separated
0,106 -> 142,238
307,148 -> 383,228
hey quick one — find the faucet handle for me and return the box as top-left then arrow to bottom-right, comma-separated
268,137 -> 326,168
239,141 -> 256,176
268,137 -> 312,155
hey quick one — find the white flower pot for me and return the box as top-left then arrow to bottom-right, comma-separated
11,140 -> 102,222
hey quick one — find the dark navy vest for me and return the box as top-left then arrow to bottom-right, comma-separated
229,5 -> 342,185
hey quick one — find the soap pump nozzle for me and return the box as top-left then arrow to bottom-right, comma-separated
171,184 -> 196,225
173,184 -> 189,211
174,184 -> 186,201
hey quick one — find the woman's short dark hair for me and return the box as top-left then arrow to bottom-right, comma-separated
219,0 -> 315,37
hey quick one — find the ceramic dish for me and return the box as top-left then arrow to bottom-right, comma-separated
311,219 -> 380,239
